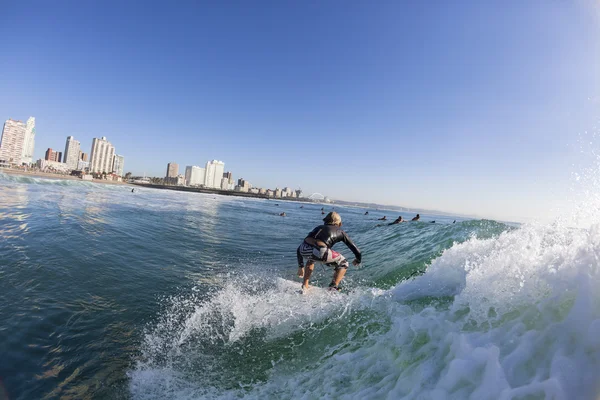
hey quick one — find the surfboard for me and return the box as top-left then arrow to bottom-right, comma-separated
276,278 -> 342,295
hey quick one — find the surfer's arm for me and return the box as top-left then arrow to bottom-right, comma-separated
342,233 -> 362,263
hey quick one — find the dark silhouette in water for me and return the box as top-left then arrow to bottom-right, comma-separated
378,216 -> 387,221
389,216 -> 404,225
411,214 -> 420,221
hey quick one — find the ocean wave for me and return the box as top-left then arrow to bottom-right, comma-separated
130,219 -> 600,399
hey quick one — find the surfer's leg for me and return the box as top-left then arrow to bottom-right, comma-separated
303,262 -> 314,289
331,266 -> 347,287
297,246 -> 304,278
325,250 -> 348,288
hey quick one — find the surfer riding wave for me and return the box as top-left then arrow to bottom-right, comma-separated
296,212 -> 361,291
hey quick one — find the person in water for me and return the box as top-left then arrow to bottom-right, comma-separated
411,214 -> 420,221
297,212 -> 361,291
364,211 -> 369,215
378,216 -> 387,221
389,216 -> 404,224
280,212 -> 286,217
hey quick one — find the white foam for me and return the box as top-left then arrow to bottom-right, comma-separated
130,219 -> 600,399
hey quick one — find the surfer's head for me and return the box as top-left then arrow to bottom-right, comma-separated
323,211 -> 342,226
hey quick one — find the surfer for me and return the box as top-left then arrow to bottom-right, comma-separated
411,214 -> 420,221
296,211 -> 361,292
389,216 -> 404,224
364,211 -> 369,215
378,216 -> 387,221
280,212 -> 286,217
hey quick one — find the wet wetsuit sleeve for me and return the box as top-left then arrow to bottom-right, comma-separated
341,231 -> 362,263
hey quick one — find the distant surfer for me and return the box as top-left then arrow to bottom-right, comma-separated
411,214 -> 420,221
378,216 -> 387,221
297,212 -> 362,292
300,205 -> 304,209
321,211 -> 325,215
389,216 -> 404,224
131,188 -> 134,193
364,211 -> 369,215
280,212 -> 286,217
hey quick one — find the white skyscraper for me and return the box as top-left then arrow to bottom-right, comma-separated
63,136 -> 81,170
113,154 -> 125,176
185,165 -> 206,186
204,160 -> 225,189
21,117 -> 36,165
0,119 -> 26,165
89,136 -> 115,173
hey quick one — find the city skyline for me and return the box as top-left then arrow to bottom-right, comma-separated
1,2 -> 600,221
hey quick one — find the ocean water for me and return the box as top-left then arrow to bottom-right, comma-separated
1,172 -> 599,400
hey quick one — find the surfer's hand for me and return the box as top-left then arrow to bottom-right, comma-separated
297,267 -> 304,278
352,259 -> 360,267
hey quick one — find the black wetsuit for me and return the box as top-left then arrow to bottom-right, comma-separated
305,224 -> 362,262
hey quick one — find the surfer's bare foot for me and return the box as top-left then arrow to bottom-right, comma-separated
297,267 -> 304,278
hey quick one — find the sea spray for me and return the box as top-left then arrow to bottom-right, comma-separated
130,218 -> 600,399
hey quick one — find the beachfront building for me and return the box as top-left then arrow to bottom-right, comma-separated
78,160 -> 90,171
79,151 -> 88,162
21,117 -> 36,165
235,178 -> 251,192
220,177 -> 230,190
63,136 -> 81,170
204,160 -> 224,189
45,148 -> 62,162
113,154 -> 125,176
37,159 -> 70,172
0,119 -> 26,166
90,137 -> 115,173
274,188 -> 282,198
185,165 -> 206,186
166,162 -> 179,179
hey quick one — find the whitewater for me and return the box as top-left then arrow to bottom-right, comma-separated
1,172 -> 599,399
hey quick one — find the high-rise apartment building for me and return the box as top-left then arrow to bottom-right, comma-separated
113,154 -> 125,176
45,148 -> 62,162
90,137 -> 115,173
204,160 -> 225,189
63,136 -> 81,170
166,162 -> 179,179
185,165 -> 206,186
21,117 -> 36,165
0,119 -> 26,165
79,151 -> 88,162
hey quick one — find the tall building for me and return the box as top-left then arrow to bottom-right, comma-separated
21,117 -> 36,165
185,165 -> 206,186
0,119 -> 26,165
79,151 -> 88,162
45,148 -> 62,162
63,136 -> 81,170
113,154 -> 125,176
90,137 -> 115,173
204,160 -> 225,189
166,162 -> 179,179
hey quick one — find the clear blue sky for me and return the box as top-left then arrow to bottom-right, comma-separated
2,0 -> 599,221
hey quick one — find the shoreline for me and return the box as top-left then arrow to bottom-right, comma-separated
0,168 -> 133,186
133,183 -> 313,202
